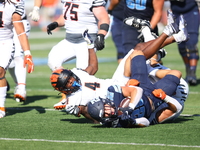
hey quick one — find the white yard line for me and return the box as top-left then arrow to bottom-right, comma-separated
0,138 -> 200,148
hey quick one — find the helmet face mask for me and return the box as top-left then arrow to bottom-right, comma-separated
50,69 -> 81,95
87,97 -> 118,122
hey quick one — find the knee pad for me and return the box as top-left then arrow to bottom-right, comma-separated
186,46 -> 199,60
179,46 -> 199,60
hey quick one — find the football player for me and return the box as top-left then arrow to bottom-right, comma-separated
0,0 -> 34,118
7,0 -> 42,102
50,17 -> 182,121
87,49 -> 183,127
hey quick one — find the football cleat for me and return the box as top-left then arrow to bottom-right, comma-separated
14,86 -> 26,102
123,16 -> 151,31
54,94 -> 67,110
173,15 -> 189,43
82,29 -> 94,49
0,107 -> 5,118
157,48 -> 167,62
163,23 -> 179,36
167,9 -> 176,25
185,76 -> 197,86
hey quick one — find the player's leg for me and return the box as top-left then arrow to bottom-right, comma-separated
178,10 -> 199,86
10,20 -> 31,102
0,40 -> 14,118
111,17 -> 124,63
48,39 -> 76,71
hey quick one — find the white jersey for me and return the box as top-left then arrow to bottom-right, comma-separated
61,0 -> 106,33
67,68 -> 114,106
0,1 -> 25,41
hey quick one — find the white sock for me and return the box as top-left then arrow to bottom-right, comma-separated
0,87 -> 7,107
142,26 -> 156,42
14,56 -> 26,85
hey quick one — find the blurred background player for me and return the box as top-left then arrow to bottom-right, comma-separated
107,0 -> 164,62
8,0 -> 42,102
108,0 -> 125,63
0,0 -> 34,118
169,0 -> 199,86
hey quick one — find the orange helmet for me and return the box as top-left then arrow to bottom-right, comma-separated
50,69 -> 81,94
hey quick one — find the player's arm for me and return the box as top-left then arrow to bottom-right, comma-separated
29,0 -> 43,22
84,48 -> 98,75
12,13 -> 34,73
47,15 -> 65,35
119,112 -> 150,128
93,5 -> 110,50
107,0 -> 121,12
152,89 -> 182,123
151,0 -> 164,29
121,86 -> 143,110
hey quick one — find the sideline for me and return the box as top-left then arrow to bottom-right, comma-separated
0,138 -> 200,148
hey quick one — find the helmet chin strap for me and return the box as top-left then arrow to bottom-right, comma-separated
72,81 -> 81,87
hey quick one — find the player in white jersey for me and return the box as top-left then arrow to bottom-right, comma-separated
7,0 -> 42,102
47,0 -> 110,71
0,0 -> 34,118
50,17 -> 187,122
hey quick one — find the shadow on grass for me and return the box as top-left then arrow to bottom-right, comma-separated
60,118 -> 93,124
7,93 -> 60,105
5,106 -> 46,116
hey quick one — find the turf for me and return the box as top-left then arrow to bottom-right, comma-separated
0,29 -> 200,150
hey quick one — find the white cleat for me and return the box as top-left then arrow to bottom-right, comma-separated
14,87 -> 26,102
0,107 -> 5,118
54,97 -> 67,110
173,15 -> 189,43
82,29 -> 94,49
123,16 -> 151,31
167,9 -> 176,25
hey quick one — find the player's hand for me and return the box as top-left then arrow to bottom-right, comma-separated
65,105 -> 81,117
24,51 -> 34,73
94,34 -> 105,50
126,79 -> 140,86
118,107 -> 134,114
29,6 -> 40,22
47,22 -> 58,35
119,111 -> 136,127
152,89 -> 166,100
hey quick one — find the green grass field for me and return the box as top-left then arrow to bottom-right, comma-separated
0,29 -> 200,150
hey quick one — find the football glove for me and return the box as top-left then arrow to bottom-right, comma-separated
24,51 -> 34,73
29,6 -> 40,22
119,111 -> 136,127
47,22 -> 58,35
152,89 -> 166,100
65,105 -> 81,117
126,79 -> 140,86
118,107 -> 134,114
94,34 -> 105,50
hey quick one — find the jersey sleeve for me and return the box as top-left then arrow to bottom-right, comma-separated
92,0 -> 106,7
13,0 -> 25,16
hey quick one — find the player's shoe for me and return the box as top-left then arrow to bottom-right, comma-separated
173,15 -> 189,43
82,29 -> 94,49
0,107 -> 5,118
54,94 -> 67,110
167,9 -> 176,25
157,48 -> 167,62
185,76 -> 197,86
163,22 -> 179,36
123,16 -> 151,31
14,86 -> 26,102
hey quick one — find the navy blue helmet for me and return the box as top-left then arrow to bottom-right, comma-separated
87,97 -> 118,122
